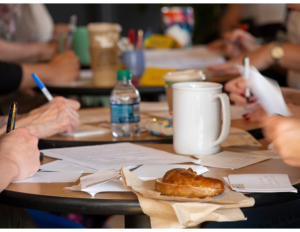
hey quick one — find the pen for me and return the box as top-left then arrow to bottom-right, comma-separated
31,73 -> 53,101
66,15 -> 77,51
6,101 -> 17,134
6,102 -> 44,161
243,56 -> 251,103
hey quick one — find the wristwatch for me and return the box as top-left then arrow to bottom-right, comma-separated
270,43 -> 285,64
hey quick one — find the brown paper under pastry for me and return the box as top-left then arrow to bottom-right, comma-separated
121,167 -> 254,206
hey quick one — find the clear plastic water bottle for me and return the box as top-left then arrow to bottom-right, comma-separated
110,70 -> 141,137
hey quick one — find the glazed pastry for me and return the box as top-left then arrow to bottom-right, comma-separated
155,168 -> 225,198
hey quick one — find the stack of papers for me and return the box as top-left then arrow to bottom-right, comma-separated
196,151 -> 270,169
222,127 -> 261,148
132,164 -> 209,180
42,143 -> 198,171
13,171 -> 82,183
144,46 -> 225,70
224,174 -> 297,193
40,160 -> 139,174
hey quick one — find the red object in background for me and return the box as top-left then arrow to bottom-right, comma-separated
129,28 -> 135,45
240,23 -> 249,31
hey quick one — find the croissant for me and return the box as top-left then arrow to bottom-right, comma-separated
155,168 -> 225,198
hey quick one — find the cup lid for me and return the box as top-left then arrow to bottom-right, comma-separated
163,69 -> 205,82
87,23 -> 122,32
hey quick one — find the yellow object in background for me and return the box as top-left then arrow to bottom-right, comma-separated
144,34 -> 178,49
140,68 -> 176,86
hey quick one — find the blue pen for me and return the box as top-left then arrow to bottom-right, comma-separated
31,73 -> 53,101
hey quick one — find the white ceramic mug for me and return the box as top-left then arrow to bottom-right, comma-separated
173,82 -> 230,155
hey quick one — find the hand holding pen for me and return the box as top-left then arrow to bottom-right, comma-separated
31,73 -> 53,101
6,101 -> 44,161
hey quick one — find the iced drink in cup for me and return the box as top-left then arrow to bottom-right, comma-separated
87,23 -> 121,87
163,69 -> 205,113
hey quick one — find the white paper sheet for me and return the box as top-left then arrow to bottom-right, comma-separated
65,180 -> 130,197
237,65 -> 291,116
59,125 -> 110,137
222,127 -> 261,148
225,174 -> 297,193
40,160 -> 139,174
79,169 -> 120,189
40,160 -> 99,173
42,143 -> 198,171
14,171 -> 82,183
140,102 -> 168,112
196,151 -> 270,169
145,46 -> 225,70
249,150 -> 280,159
132,164 -> 209,180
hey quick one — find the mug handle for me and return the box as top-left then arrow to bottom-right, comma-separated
59,33 -> 68,53
211,93 -> 231,147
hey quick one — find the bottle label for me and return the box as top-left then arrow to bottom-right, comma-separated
111,103 -> 140,123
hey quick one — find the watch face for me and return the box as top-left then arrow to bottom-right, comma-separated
271,46 -> 284,59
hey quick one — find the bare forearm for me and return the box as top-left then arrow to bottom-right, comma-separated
279,44 -> 300,72
0,40 -> 54,63
20,63 -> 53,89
0,158 -> 18,192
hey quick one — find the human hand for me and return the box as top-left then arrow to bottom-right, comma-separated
262,115 -> 300,167
206,39 -> 226,51
13,97 -> 80,138
53,23 -> 69,42
225,77 -> 258,108
0,128 -> 40,182
207,44 -> 274,76
46,51 -> 79,83
222,29 -> 262,58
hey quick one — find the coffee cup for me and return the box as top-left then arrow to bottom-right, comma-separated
163,69 -> 205,113
87,23 -> 121,87
59,26 -> 90,66
173,82 -> 230,155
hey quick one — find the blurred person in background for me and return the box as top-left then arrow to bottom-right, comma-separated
0,4 -> 79,86
219,4 -> 287,40
0,61 -> 80,139
206,4 -> 300,122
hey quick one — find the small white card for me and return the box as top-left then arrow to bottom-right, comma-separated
78,169 -> 120,189
132,164 -> 209,180
59,125 -> 110,137
224,174 -> 297,193
198,151 -> 270,169
65,180 -> 130,198
14,171 -> 82,183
